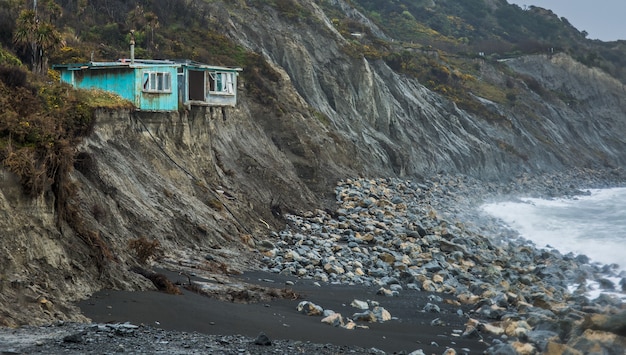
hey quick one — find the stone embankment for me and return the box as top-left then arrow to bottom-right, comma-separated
259,170 -> 626,354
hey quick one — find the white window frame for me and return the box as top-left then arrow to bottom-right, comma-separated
207,71 -> 235,96
142,71 -> 172,93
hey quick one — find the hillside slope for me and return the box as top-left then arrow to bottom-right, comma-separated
1,0 -> 625,329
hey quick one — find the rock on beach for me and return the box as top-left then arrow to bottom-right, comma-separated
261,172 -> 626,353
4,171 -> 625,354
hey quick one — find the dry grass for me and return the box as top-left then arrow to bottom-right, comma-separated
0,64 -> 122,272
80,89 -> 134,110
128,237 -> 162,264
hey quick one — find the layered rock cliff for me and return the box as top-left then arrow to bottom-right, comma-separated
1,0 -> 626,326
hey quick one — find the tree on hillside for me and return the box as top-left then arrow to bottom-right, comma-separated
13,1 -> 62,75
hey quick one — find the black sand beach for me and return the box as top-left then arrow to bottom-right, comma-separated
3,171 -> 625,354
73,172 -> 626,354
79,271 -> 490,354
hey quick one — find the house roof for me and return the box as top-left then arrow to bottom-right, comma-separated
53,59 -> 242,72
174,59 -> 243,72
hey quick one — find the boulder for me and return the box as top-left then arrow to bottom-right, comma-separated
423,303 -> 441,313
352,311 -> 377,323
376,287 -> 398,297
510,341 -> 535,355
568,329 -> 626,355
253,332 -> 272,346
522,330 -> 560,352
379,252 -> 396,264
321,313 -> 344,327
342,320 -> 369,330
372,306 -> 392,322
480,322 -> 505,336
442,348 -> 457,355
297,301 -> 323,316
543,341 -> 582,355
352,306 -> 391,323
582,310 -> 626,337
350,299 -> 369,310
484,342 -> 517,355
462,326 -> 480,339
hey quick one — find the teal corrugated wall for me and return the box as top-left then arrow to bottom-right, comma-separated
136,66 -> 179,111
59,65 -> 179,111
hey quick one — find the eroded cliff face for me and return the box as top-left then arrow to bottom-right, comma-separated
0,96 -> 355,325
1,0 -> 626,325
220,1 -> 626,177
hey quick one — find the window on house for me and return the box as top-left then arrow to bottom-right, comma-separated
142,71 -> 172,93
208,71 -> 235,95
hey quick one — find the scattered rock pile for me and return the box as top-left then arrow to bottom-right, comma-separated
3,170 -> 625,354
297,299 -> 392,330
0,321 -> 378,354
260,173 -> 626,354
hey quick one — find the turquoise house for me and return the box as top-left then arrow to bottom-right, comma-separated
53,59 -> 242,111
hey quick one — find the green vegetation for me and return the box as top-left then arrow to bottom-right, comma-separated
253,0 -> 311,21
0,64 -> 130,270
344,0 -> 626,82
311,109 -> 331,127
318,0 -> 626,120
13,9 -> 61,75
0,47 -> 21,66
0,0 -> 283,205
207,198 -> 224,211
0,65 -> 129,196
2,0 -> 620,128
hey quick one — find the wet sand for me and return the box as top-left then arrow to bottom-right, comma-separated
79,271 -> 492,354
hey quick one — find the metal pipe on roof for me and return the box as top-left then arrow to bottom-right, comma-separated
130,30 -> 135,65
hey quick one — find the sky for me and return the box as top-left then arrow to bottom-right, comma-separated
507,1 -> 626,41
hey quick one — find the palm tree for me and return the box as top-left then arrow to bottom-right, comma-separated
144,11 -> 159,51
13,10 -> 37,69
13,8 -> 61,75
34,21 -> 60,74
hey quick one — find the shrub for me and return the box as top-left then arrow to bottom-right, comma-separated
274,0 -> 309,20
128,237 -> 162,264
0,48 -> 22,67
0,65 -> 27,88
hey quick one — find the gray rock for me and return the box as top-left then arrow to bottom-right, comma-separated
423,261 -> 442,272
63,331 -> 86,343
350,299 -> 369,310
430,318 -> 445,326
484,343 -> 517,355
423,303 -> 441,313
297,301 -> 323,316
522,330 -> 559,351
428,294 -> 443,303
352,311 -> 377,323
462,327 -> 480,339
253,332 -> 272,346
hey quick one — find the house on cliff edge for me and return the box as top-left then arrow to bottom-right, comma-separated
53,59 -> 242,111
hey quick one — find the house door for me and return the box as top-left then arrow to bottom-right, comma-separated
188,70 -> 204,101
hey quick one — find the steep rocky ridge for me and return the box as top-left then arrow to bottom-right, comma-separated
1,0 -> 626,328
222,1 -> 626,176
